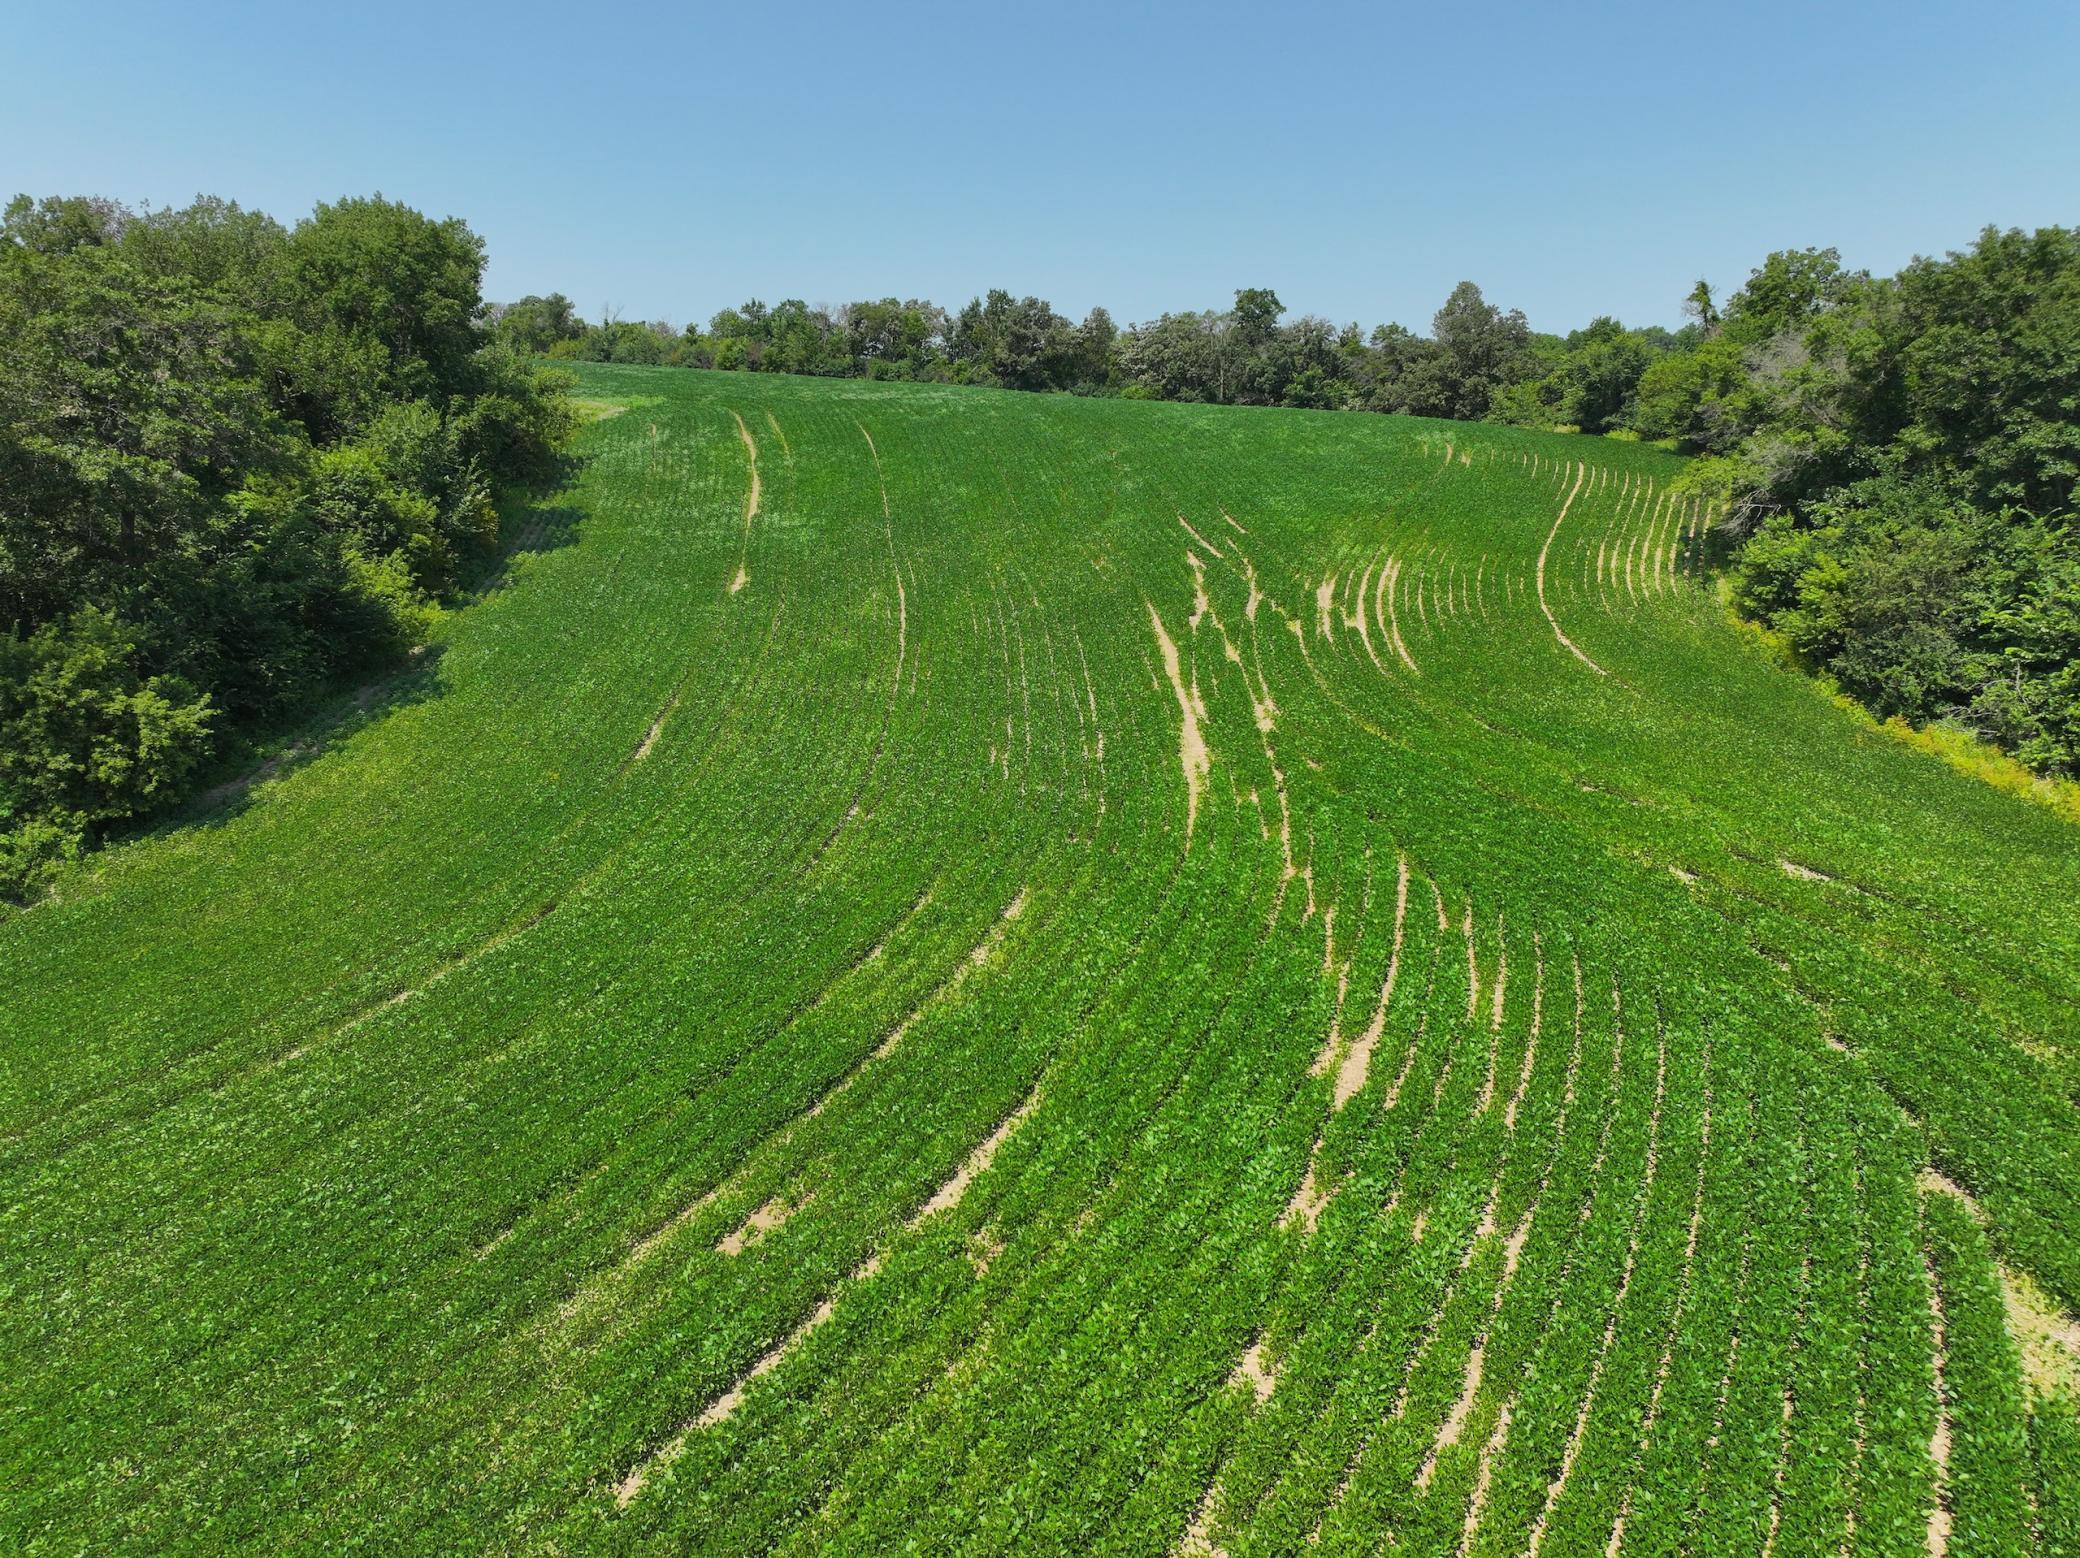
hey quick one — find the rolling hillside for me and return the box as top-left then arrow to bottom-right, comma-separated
4,363 -> 2077,1552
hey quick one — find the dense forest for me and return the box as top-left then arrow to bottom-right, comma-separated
0,194 -> 573,896
504,224 -> 2080,782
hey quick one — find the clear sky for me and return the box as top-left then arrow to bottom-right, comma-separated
6,0 -> 2076,335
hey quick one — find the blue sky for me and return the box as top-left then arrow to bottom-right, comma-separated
5,0 -> 2076,335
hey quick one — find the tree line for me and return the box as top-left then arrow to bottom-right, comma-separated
503,225 -> 2079,782
0,193 -> 575,896
493,279 -> 1697,431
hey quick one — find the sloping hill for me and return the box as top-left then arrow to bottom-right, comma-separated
3,364 -> 2076,1551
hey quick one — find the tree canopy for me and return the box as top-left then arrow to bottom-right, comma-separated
0,192 -> 573,896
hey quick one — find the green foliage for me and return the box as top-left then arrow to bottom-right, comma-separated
1411,280 -> 1533,420
0,607 -> 214,835
491,292 -> 585,355
1732,467 -> 2080,774
0,191 -> 572,891
2,366 -> 2070,1550
1636,225 -> 2080,779
272,195 -> 489,437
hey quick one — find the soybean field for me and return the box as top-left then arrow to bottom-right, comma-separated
5,363 -> 2079,1554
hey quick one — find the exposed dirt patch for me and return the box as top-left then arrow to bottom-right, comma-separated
1421,1339 -> 1487,1490
1925,1235 -> 1954,1557
632,693 -> 679,762
1342,558 -> 1383,671
1335,853 -> 1410,1109
1503,931 -> 1546,1132
1229,1337 -> 1280,1402
1462,1401 -> 1513,1550
730,410 -> 761,518
717,1192 -> 802,1256
1148,600 -> 1211,842
1921,1169 -> 2080,1401
1282,1163 -> 1333,1234
1179,1475 -> 1228,1557
2001,1263 -> 2080,1401
1379,558 -> 1418,673
728,409 -> 760,591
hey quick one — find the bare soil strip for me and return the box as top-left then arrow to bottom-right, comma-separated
2000,1262 -> 2080,1402
1463,904 -> 1481,1025
728,409 -> 760,592
1380,559 -> 1419,672
615,1253 -> 885,1506
1430,941 -> 1576,1511
632,697 -> 677,762
564,890 -> 1024,1319
1230,1337 -> 1281,1402
731,409 -> 761,518
1287,854 -> 1409,1234
1178,512 -> 1226,558
269,900 -> 558,1073
1606,1046 -> 1715,1556
1334,853 -> 1411,1109
1459,1402 -> 1514,1552
1351,559 -> 1387,673
1537,464 -> 1608,674
1475,910 -> 1507,1113
1180,1473 -> 1231,1557
616,967 -> 1041,1510
1502,931 -> 1545,1132
1925,1230 -> 1954,1557
1148,600 -> 1211,842
912,1086 -> 1042,1225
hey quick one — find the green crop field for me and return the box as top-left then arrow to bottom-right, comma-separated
4,362 -> 2077,1553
